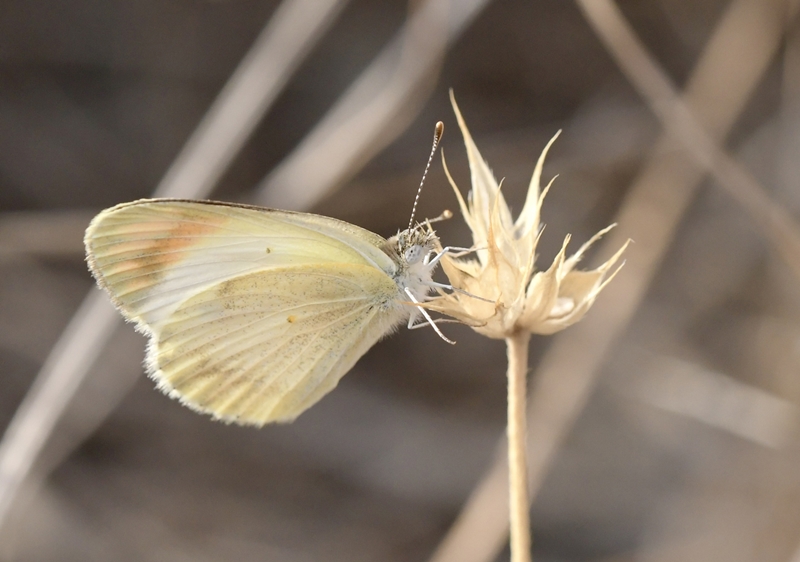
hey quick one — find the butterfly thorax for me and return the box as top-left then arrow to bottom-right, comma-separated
384,226 -> 439,305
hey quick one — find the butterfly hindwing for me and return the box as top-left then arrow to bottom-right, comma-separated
150,263 -> 401,424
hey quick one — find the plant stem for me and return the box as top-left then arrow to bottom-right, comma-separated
506,330 -> 532,562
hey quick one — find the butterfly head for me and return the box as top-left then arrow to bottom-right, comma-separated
397,225 -> 437,265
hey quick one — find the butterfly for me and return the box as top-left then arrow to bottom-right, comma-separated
84,124 -> 457,426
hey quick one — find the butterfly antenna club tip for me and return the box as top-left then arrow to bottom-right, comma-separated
408,121 -> 445,231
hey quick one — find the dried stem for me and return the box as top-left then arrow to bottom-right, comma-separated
427,2 -> 794,561
507,331 -> 532,562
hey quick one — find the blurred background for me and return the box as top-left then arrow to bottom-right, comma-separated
2,0 -> 800,560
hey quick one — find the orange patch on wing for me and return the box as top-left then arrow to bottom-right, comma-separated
92,214 -> 228,301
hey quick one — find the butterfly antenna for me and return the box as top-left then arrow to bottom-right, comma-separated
408,121 -> 444,231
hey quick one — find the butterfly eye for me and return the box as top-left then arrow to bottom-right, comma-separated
404,245 -> 424,264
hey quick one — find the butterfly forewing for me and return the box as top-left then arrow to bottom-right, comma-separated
85,200 -> 396,328
85,199 -> 405,424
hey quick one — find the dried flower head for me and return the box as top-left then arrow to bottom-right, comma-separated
428,94 -> 629,339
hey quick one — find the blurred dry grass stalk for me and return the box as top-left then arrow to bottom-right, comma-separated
1,0 -> 800,561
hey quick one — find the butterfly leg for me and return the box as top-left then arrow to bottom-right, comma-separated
407,317 -> 459,329
423,280 -> 495,304
404,288 -> 455,344
424,246 -> 476,267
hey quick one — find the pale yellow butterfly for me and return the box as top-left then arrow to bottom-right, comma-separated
84,123 -> 457,426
